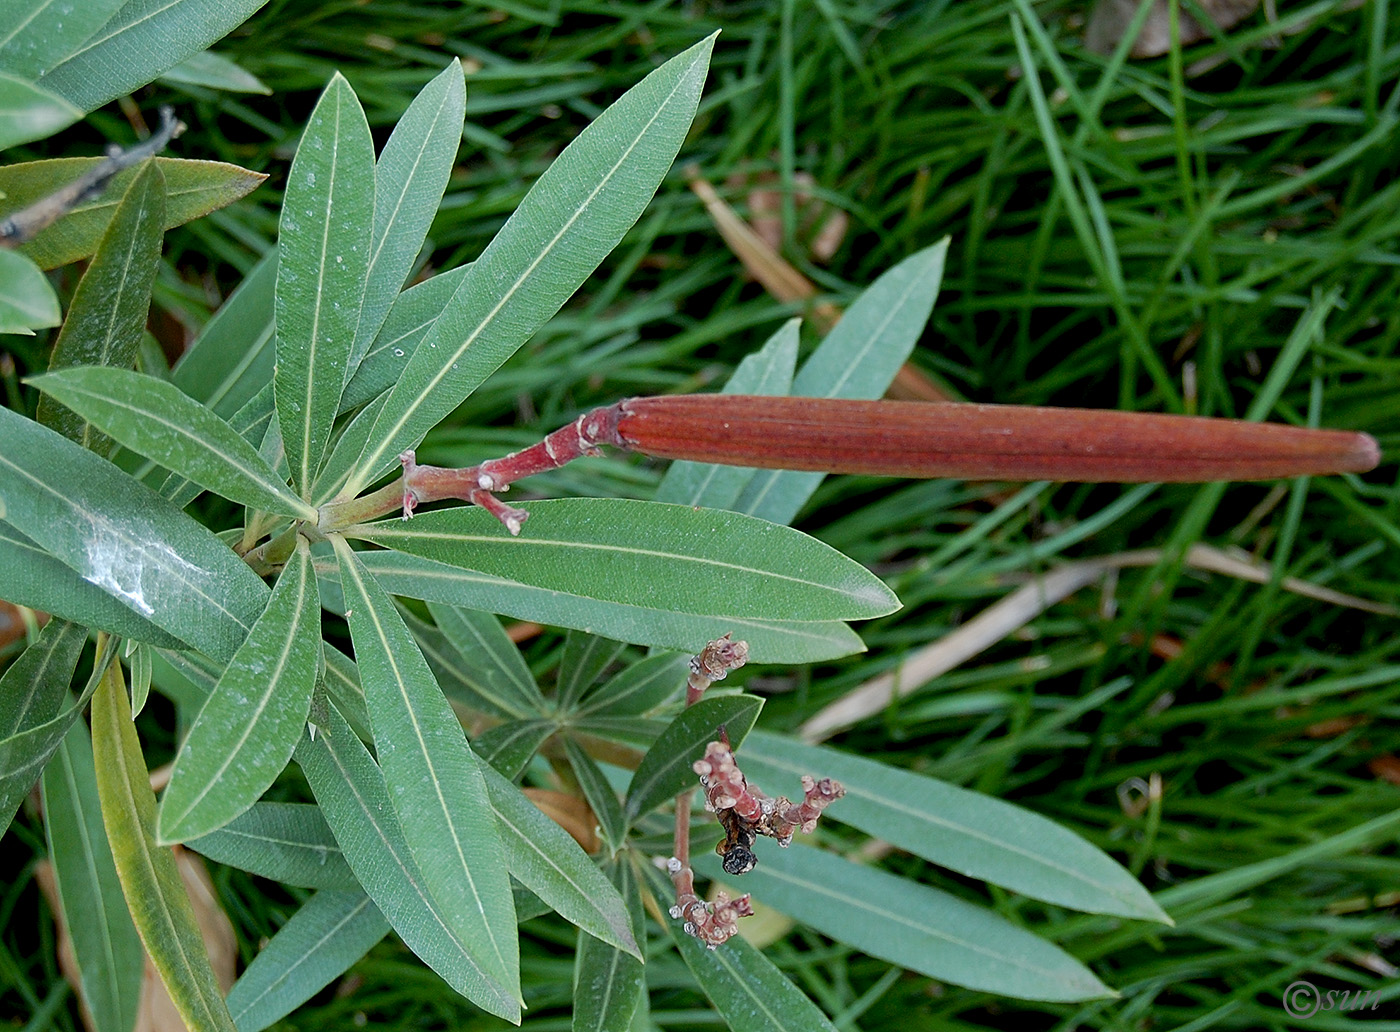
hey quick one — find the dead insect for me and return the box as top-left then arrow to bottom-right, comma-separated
715,803 -> 759,875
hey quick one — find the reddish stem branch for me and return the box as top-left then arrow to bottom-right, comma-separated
665,635 -> 753,949
319,395 -> 1380,536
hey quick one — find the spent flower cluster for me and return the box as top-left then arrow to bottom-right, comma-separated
665,635 -> 844,948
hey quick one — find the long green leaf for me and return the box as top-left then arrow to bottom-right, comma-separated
397,604 -> 527,721
624,694 -> 764,823
577,652 -> 688,717
0,406 -> 269,663
354,547 -> 866,663
480,762 -> 641,958
295,700 -> 521,1020
32,367 -> 316,520
572,859 -> 644,1032
0,157 -> 265,270
159,49 -> 269,94
694,844 -> 1113,1003
340,264 -> 470,412
184,801 -> 356,891
0,618 -> 85,735
275,72 -> 374,495
426,601 -> 547,717
0,0 -> 126,80
37,161 -> 165,455
40,720 -> 143,1032
158,381 -> 277,509
640,860 -> 839,1032
90,661 -> 239,1032
0,71 -> 79,149
226,889 -> 389,1032
558,632 -> 627,711
474,720 -> 556,781
346,60 -> 465,377
170,249 -> 277,418
158,540 -> 319,843
0,524 -> 184,647
655,318 -> 799,509
349,500 -> 898,623
0,248 -> 59,333
36,0 -> 271,112
311,392 -> 390,506
564,737 -> 627,856
740,731 -> 1169,923
735,240 -> 949,525
0,619 -> 86,836
343,35 -> 717,493
332,536 -> 520,999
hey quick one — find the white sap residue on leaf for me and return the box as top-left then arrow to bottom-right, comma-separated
81,532 -> 208,619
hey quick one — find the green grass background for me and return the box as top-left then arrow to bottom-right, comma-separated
4,1 -> 1400,1029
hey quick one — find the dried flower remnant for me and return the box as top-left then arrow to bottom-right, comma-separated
694,739 -> 845,863
665,634 -> 753,948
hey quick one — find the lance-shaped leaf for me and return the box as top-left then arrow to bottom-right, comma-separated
185,801 -> 356,891
275,72 -> 374,495
0,72 -> 80,149
37,0 -> 272,112
0,406 -> 269,663
295,701 -> 520,1021
625,694 -> 764,823
41,720 -> 143,1032
331,537 -> 519,999
170,249 -> 277,419
564,738 -> 627,856
0,524 -> 179,650
32,368 -> 316,520
655,318 -> 799,509
90,661 -> 239,1032
37,161 -> 165,455
0,0 -> 126,80
159,381 -> 278,509
0,619 -> 86,837
158,539 -> 320,844
0,157 -> 265,271
578,652 -> 689,717
557,632 -> 627,711
348,499 -> 898,624
572,858 -> 644,1032
480,762 -> 640,958
694,844 -> 1113,1003
397,604 -> 527,722
0,618 -> 86,736
474,720 -> 556,781
621,396 -> 1382,485
734,240 -> 949,524
340,264 -> 470,411
159,49 -> 269,94
346,60 -> 466,377
312,393 -> 391,506
343,35 -> 717,494
641,861 -> 839,1032
0,248 -> 59,334
427,602 -> 547,717
356,547 -> 865,664
740,730 -> 1169,923
226,889 -> 389,1032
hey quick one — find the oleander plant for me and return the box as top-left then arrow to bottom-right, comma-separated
2,4 -> 1398,1032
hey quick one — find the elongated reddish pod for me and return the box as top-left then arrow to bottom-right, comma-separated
612,395 -> 1381,484
318,396 -> 1380,534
